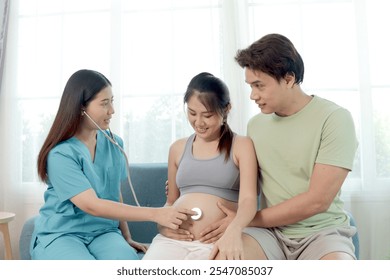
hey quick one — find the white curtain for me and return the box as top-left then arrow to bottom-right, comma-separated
0,0 -> 389,260
0,0 -> 8,92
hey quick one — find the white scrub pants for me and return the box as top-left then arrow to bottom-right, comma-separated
142,234 -> 214,260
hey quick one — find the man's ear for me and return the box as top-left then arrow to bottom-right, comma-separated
284,73 -> 296,87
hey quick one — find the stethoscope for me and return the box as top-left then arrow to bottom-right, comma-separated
83,110 -> 203,220
190,207 -> 202,220
83,110 -> 141,207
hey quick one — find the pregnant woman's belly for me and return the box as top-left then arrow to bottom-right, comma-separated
173,193 -> 237,240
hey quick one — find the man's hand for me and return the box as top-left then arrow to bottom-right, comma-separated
165,180 -> 169,196
199,202 -> 236,243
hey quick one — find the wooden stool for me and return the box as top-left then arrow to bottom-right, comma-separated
0,212 -> 15,260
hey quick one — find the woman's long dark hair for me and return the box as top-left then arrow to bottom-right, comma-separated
184,72 -> 234,161
37,69 -> 111,182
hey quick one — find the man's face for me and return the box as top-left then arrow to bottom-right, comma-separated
245,68 -> 291,116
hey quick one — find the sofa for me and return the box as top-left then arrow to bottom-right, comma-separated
19,162 -> 360,259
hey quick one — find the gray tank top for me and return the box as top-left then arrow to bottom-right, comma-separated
176,133 -> 240,202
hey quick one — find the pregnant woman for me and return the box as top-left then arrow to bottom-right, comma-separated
142,72 -> 259,260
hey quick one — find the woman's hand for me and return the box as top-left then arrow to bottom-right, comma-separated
199,202 -> 236,243
208,226 -> 244,260
155,206 -> 196,230
158,225 -> 194,241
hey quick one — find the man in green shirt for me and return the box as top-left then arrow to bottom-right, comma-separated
200,33 -> 358,260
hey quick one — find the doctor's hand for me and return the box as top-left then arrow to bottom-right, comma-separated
155,206 -> 196,231
199,202 -> 236,244
126,238 -> 148,253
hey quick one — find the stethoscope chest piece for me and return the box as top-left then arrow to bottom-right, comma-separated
191,207 -> 202,221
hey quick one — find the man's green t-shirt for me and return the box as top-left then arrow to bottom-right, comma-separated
247,95 -> 358,238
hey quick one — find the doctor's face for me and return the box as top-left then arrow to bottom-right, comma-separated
83,86 -> 115,131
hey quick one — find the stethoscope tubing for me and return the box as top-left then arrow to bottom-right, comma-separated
83,111 -> 141,207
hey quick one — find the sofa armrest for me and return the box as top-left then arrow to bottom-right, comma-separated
347,211 -> 360,259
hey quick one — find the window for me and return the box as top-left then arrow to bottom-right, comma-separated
246,0 -> 390,190
7,0 -> 390,192
367,0 -> 390,179
16,0 -> 222,183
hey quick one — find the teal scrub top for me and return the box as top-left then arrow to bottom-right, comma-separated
32,130 -> 127,248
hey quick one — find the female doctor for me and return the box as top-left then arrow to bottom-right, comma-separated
31,69 -> 194,260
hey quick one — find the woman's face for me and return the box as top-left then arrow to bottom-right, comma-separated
83,86 -> 114,131
186,92 -> 223,142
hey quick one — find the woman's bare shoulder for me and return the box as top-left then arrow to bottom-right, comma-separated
233,134 -> 254,146
232,134 -> 256,160
169,137 -> 189,156
171,137 -> 188,148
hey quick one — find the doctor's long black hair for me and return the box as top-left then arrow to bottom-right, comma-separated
37,69 -> 111,182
